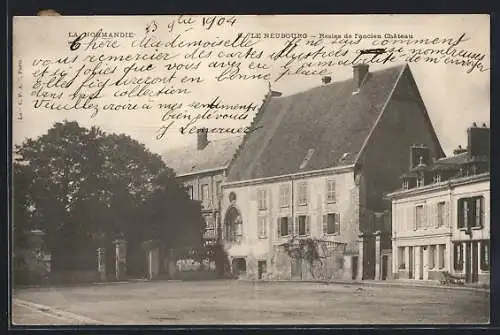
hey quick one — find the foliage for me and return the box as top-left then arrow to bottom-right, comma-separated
280,237 -> 324,279
281,237 -> 321,263
13,121 -> 205,271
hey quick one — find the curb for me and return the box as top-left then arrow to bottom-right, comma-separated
262,279 -> 490,292
13,298 -> 102,324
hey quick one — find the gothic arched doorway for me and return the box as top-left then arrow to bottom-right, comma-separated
224,205 -> 242,242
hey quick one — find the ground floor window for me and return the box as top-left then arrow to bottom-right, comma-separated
480,240 -> 490,271
428,245 -> 436,269
453,243 -> 464,271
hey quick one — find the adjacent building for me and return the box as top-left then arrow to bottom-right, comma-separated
162,133 -> 242,245
221,63 -> 444,281
386,124 -> 490,284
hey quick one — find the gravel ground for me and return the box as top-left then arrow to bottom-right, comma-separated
12,280 -> 490,325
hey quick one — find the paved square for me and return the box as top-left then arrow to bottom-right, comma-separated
12,280 -> 490,325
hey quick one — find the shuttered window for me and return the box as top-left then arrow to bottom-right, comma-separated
323,213 -> 340,235
277,217 -> 291,237
297,216 -> 310,236
458,196 -> 484,229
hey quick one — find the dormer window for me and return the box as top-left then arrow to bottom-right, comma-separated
402,179 -> 409,190
299,149 -> 315,169
433,174 -> 441,183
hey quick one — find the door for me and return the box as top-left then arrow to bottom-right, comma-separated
352,256 -> 358,280
408,247 -> 414,279
291,258 -> 302,280
472,242 -> 479,283
258,260 -> 267,280
381,255 -> 388,280
465,242 -> 472,283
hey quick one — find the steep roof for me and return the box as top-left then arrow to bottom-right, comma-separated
162,136 -> 243,176
226,64 -> 407,182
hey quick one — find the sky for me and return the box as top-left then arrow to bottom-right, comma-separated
12,15 -> 489,157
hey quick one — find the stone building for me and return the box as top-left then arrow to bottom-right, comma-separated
221,63 -> 444,281
162,133 -> 243,246
386,124 -> 490,285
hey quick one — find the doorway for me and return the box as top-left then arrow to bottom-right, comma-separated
381,255 -> 388,280
232,257 -> 246,277
258,260 -> 267,280
291,258 -> 302,280
465,242 -> 479,283
352,256 -> 358,280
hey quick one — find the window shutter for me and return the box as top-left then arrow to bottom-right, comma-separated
306,216 -> 311,235
413,207 -> 417,231
444,201 -> 449,227
287,217 -> 293,236
322,215 -> 327,235
294,216 -> 299,235
335,213 -> 340,234
432,203 -> 437,228
277,218 -> 281,236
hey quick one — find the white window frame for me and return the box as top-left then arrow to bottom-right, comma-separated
258,216 -> 267,238
326,179 -> 336,203
257,189 -> 267,211
279,184 -> 290,208
297,181 -> 308,206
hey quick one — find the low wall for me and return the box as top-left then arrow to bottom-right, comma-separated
174,270 -> 218,281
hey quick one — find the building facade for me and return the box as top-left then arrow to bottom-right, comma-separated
386,124 -> 490,284
162,133 -> 242,245
221,63 -> 445,281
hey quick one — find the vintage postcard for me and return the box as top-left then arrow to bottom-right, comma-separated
11,14 -> 490,325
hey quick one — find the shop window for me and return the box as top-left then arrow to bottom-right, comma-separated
398,247 -> 406,269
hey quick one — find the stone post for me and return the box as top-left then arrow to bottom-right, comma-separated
392,239 -> 398,279
357,234 -> 364,281
423,246 -> 429,280
415,245 -> 421,280
97,247 -> 106,281
374,230 -> 381,280
113,239 -> 127,281
167,248 -> 177,279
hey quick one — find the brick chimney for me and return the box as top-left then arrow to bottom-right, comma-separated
353,64 -> 369,92
467,122 -> 489,158
409,144 -> 430,169
197,128 -> 209,150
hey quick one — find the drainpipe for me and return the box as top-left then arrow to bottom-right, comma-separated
291,177 -> 295,237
